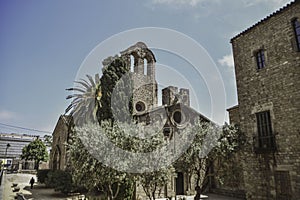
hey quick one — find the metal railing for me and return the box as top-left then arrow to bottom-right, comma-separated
253,134 -> 277,153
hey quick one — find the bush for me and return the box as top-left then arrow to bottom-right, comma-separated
117,178 -> 135,200
37,169 -> 51,183
45,170 -> 75,194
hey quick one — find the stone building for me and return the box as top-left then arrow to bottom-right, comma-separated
110,42 -> 211,199
229,1 -> 300,199
50,42 -> 211,198
49,115 -> 72,171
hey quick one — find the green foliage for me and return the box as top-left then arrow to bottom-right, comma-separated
98,57 -> 130,121
69,122 -> 137,199
219,123 -> 246,154
45,170 -> 74,194
139,168 -> 172,200
210,123 -> 246,190
65,57 -> 130,125
43,135 -> 53,147
178,120 -> 245,199
117,178 -> 135,200
69,120 -> 168,199
37,169 -> 51,183
21,138 -> 48,169
64,57 -> 133,199
215,155 -> 244,189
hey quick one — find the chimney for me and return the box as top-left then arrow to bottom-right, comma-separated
162,86 -> 178,105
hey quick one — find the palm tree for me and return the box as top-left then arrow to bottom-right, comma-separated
65,74 -> 102,125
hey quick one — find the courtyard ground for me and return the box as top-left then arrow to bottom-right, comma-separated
0,171 -> 82,200
1,172 -> 243,200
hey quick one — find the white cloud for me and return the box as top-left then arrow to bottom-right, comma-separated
151,0 -> 203,7
242,0 -> 292,9
150,0 -> 292,9
218,54 -> 234,68
0,110 -> 18,121
150,0 -> 222,8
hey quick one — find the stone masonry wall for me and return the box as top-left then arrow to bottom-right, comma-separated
50,115 -> 70,171
227,105 -> 240,125
231,1 -> 300,199
120,42 -> 158,114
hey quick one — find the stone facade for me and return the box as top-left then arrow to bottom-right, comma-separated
51,42 -> 211,198
124,43 -> 210,199
49,115 -> 72,171
227,105 -> 239,125
120,42 -> 158,114
230,1 -> 300,199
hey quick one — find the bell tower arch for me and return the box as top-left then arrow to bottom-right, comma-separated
120,42 -> 158,114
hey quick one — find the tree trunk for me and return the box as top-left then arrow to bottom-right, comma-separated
194,185 -> 201,200
152,183 -> 157,200
107,183 -> 120,200
35,160 -> 39,170
194,166 -> 201,200
112,183 -> 120,200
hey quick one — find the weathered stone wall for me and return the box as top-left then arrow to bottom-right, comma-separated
162,86 -> 190,107
120,42 -> 158,114
231,1 -> 300,199
50,115 -> 71,171
227,105 -> 240,125
132,73 -> 158,113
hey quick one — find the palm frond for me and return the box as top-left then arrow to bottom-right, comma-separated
74,80 -> 91,90
86,74 -> 95,88
65,73 -> 102,125
66,87 -> 86,93
95,74 -> 100,85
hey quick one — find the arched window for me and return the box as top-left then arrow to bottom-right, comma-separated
256,49 -> 265,70
144,58 -> 147,75
130,55 -> 134,72
53,145 -> 61,170
293,18 -> 300,51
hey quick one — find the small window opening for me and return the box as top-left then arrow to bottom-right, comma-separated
256,49 -> 265,70
130,55 -> 134,72
144,59 -> 147,75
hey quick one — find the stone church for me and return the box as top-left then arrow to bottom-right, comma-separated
50,42 -> 211,198
227,1 -> 300,199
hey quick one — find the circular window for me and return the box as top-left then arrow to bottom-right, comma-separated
173,111 -> 183,124
135,101 -> 146,112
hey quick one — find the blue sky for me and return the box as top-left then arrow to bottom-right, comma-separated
0,0 -> 292,135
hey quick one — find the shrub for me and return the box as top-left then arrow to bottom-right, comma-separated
45,170 -> 74,194
37,169 -> 51,183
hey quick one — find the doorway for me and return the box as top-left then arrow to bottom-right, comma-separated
176,172 -> 184,195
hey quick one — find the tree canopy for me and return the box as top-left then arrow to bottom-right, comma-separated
21,138 -> 48,169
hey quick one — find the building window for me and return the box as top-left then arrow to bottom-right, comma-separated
254,111 -> 276,153
256,49 -> 265,70
293,18 -> 300,51
135,101 -> 146,112
173,111 -> 182,124
163,127 -> 171,137
275,171 -> 292,200
172,110 -> 187,125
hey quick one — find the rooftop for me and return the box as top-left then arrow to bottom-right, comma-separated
231,0 -> 298,42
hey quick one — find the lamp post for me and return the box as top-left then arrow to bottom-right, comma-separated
5,143 -> 11,168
